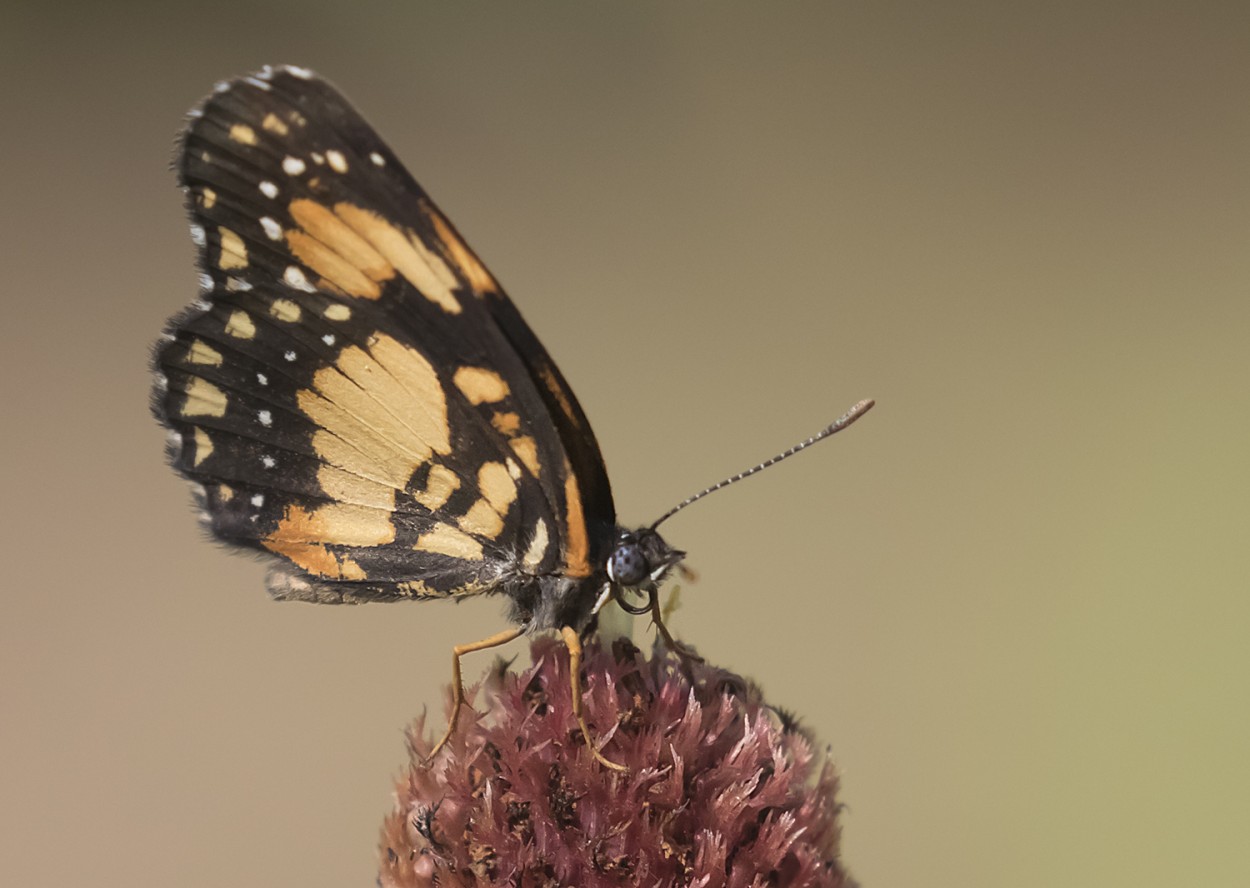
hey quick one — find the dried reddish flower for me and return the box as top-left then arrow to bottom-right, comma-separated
379,637 -> 853,888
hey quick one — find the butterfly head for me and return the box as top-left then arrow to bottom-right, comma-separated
607,527 -> 685,591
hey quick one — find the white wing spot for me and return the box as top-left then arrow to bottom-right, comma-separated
260,217 -> 283,240
257,409 -> 273,427
282,156 -> 306,175
282,266 -> 315,292
261,455 -> 276,469
325,150 -> 348,173
189,224 -> 205,246
310,152 -> 325,165
284,350 -> 297,362
197,272 -> 213,291
321,334 -> 336,346
369,152 -> 385,166
251,493 -> 265,507
285,65 -> 314,79
244,76 -> 272,91
258,180 -> 279,199
225,277 -> 253,292
256,372 -> 269,386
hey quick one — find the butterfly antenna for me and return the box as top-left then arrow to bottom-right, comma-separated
650,398 -> 875,530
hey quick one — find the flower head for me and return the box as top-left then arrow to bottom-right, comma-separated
380,637 -> 852,887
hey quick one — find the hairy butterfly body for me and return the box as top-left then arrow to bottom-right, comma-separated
153,66 -> 873,770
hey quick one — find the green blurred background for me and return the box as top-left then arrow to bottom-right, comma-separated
3,2 -> 1247,886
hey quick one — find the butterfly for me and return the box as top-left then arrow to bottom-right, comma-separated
152,65 -> 873,770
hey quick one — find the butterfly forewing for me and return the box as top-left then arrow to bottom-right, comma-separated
154,66 -> 614,606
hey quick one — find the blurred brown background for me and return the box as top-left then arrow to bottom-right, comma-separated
3,2 -> 1247,886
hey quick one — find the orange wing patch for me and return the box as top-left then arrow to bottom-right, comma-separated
224,310 -> 255,339
456,461 -> 519,540
538,363 -> 580,427
453,365 -> 510,405
217,227 -> 248,269
286,199 -> 392,299
269,299 -> 301,322
191,428 -> 214,467
509,436 -> 541,477
297,333 -> 451,491
262,502 -> 389,579
491,411 -> 521,435
261,113 -> 289,136
228,123 -> 258,145
413,464 -> 461,511
333,203 -> 461,313
415,523 -> 484,560
181,377 -> 227,418
282,200 -> 467,312
185,339 -> 222,366
268,332 -> 454,585
561,465 -> 591,577
426,208 -> 500,296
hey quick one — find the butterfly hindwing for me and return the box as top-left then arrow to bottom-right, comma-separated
154,66 -> 615,605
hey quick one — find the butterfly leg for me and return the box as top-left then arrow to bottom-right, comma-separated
560,626 -> 627,772
427,626 -> 526,762
648,587 -> 704,664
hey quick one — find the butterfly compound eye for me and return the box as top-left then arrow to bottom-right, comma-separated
608,542 -> 648,587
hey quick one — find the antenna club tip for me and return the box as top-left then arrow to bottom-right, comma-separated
836,398 -> 875,428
